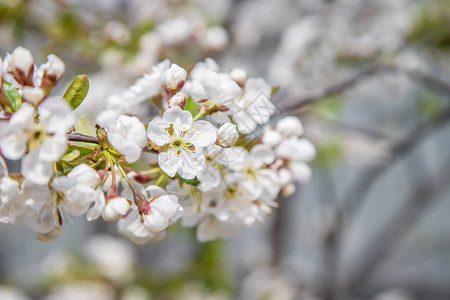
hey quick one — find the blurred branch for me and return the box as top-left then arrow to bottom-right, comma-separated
341,106 -> 450,216
279,63 -> 450,111
326,120 -> 391,140
279,65 -> 381,111
329,108 -> 450,299
344,157 -> 450,295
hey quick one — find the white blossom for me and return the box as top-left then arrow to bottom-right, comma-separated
217,122 -> 238,147
276,116 -> 303,138
147,106 -> 217,179
52,164 -> 101,217
107,115 -> 147,163
117,207 -> 166,245
140,185 -> 183,233
276,137 -> 316,183
164,63 -> 187,91
189,69 -> 241,113
0,97 -> 75,184
233,78 -> 275,134
102,196 -> 130,221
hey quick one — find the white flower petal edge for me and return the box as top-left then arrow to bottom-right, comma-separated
107,115 -> 147,163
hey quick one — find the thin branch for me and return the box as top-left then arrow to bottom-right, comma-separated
279,65 -> 381,111
67,132 -> 99,144
341,107 -> 450,217
67,132 -> 157,153
344,157 -> 450,295
279,63 -> 450,111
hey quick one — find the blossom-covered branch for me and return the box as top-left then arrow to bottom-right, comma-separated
0,47 -> 315,244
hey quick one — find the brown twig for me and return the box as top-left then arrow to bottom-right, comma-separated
67,132 -> 157,153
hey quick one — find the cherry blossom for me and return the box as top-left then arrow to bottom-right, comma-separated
147,106 -> 217,179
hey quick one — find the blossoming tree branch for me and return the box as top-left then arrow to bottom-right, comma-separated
0,47 -> 315,243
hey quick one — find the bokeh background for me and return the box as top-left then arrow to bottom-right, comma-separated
1,0 -> 450,299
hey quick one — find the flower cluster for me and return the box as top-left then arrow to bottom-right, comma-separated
0,46 -> 315,243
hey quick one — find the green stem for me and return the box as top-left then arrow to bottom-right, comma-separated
140,167 -> 162,175
155,172 -> 169,187
193,108 -> 207,121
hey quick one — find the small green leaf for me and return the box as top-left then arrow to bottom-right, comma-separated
62,149 -> 80,162
66,144 -> 96,157
63,74 -> 89,110
2,81 -> 21,111
184,96 -> 198,116
176,173 -> 200,186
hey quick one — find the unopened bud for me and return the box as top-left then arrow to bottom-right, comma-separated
4,46 -> 34,86
230,68 -> 247,87
262,129 -> 282,148
281,183 -> 295,197
276,116 -> 303,138
217,123 -> 238,147
168,92 -> 186,109
278,168 -> 292,186
164,63 -> 187,91
103,195 -> 130,221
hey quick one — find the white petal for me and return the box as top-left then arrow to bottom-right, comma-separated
178,150 -> 204,180
68,164 -> 100,188
39,133 -> 67,162
38,97 -> 75,133
290,162 -> 312,183
196,217 -> 235,242
144,185 -> 167,198
21,149 -> 54,184
147,117 -> 171,146
250,144 -> 275,167
197,167 -> 221,191
87,189 -> 106,221
158,150 -> 182,177
190,120 -> 217,148
162,106 -> 192,134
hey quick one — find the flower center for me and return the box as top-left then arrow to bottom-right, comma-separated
224,183 -> 240,199
243,165 -> 257,180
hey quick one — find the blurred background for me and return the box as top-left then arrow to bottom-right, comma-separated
1,0 -> 450,299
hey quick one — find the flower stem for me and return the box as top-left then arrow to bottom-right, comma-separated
193,108 -> 207,121
155,172 -> 169,187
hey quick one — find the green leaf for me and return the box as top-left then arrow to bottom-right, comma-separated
2,81 -> 21,111
66,144 -> 96,157
176,173 -> 200,186
62,149 -> 80,162
63,75 -> 89,110
184,96 -> 198,116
